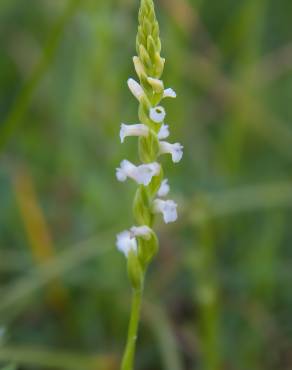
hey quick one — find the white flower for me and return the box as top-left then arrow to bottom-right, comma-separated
150,106 -> 166,123
158,124 -> 170,140
120,123 -> 149,143
153,199 -> 178,223
130,225 -> 152,240
158,179 -> 170,197
116,160 -> 160,186
116,230 -> 137,257
127,78 -> 144,101
163,88 -> 177,98
159,141 -> 183,163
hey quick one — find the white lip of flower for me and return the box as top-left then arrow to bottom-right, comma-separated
116,160 -> 160,186
150,106 -> 166,123
116,230 -> 137,257
159,141 -> 184,163
163,88 -> 177,98
153,199 -> 178,224
127,78 -> 144,101
158,179 -> 170,197
158,124 -> 169,140
120,123 -> 149,143
130,225 -> 152,240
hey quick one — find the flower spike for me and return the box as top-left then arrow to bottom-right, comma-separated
116,0 -> 183,368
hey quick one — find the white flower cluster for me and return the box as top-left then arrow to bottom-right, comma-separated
116,77 -> 183,257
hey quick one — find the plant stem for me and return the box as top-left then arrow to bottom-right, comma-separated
121,288 -> 143,370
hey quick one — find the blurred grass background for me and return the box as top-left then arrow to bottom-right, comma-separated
1,0 -> 292,369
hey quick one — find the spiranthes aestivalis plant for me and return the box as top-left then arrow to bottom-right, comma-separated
116,0 -> 183,369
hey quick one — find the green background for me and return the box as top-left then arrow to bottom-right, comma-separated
1,0 -> 292,369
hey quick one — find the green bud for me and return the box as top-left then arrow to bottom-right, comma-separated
147,35 -> 156,60
139,44 -> 152,71
127,250 -> 143,290
143,19 -> 152,38
153,53 -> 165,78
138,232 -> 159,268
139,131 -> 160,163
133,56 -> 147,80
133,186 -> 153,225
148,165 -> 163,197
147,77 -> 164,94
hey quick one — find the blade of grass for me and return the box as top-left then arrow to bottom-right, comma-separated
0,346 -> 117,370
13,165 -> 69,313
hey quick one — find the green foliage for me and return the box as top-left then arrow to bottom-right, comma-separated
1,0 -> 292,369
1,365 -> 16,370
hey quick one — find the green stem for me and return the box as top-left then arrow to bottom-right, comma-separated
121,288 -> 143,370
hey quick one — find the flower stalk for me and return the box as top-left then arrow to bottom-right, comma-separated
116,1 -> 183,369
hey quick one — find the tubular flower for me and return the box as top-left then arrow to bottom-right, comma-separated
159,141 -> 184,163
116,231 -> 138,257
149,106 -> 166,123
116,1 -> 183,369
116,160 -> 160,186
120,123 -> 149,143
153,199 -> 178,224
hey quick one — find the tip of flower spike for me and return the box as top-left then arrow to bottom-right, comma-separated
150,106 -> 166,123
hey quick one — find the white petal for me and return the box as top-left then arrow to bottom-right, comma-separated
120,123 -> 149,143
158,124 -> 170,140
116,230 -> 137,257
130,225 -> 152,240
116,168 -> 127,182
150,106 -> 166,123
158,179 -> 170,197
163,88 -> 177,98
159,141 -> 184,163
127,78 -> 144,101
153,199 -> 178,224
